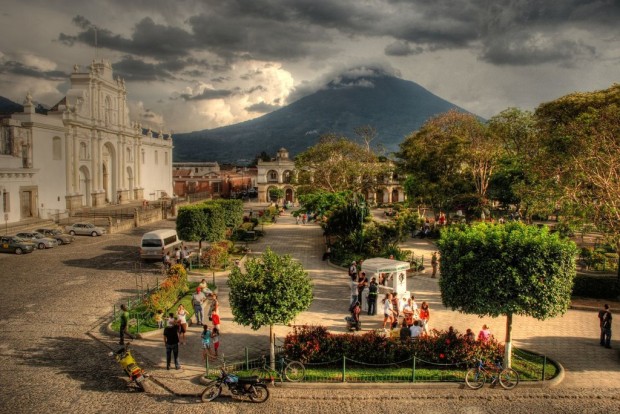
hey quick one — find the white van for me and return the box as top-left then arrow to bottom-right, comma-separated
140,229 -> 182,261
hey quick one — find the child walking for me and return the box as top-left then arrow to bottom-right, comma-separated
155,309 -> 164,329
200,324 -> 212,361
212,327 -> 220,357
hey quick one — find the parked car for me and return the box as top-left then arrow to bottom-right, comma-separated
35,228 -> 75,245
15,232 -> 59,249
65,222 -> 106,237
0,236 -> 36,254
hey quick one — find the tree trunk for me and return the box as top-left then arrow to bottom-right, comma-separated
616,254 -> 620,289
504,313 -> 513,368
269,324 -> 276,371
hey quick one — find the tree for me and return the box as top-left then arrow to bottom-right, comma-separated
295,134 -> 388,194
397,111 -> 476,210
534,84 -> 620,280
228,248 -> 313,367
487,108 -> 540,215
212,199 -> 244,230
268,187 -> 285,203
297,191 -> 350,218
438,222 -> 577,367
176,202 -> 226,252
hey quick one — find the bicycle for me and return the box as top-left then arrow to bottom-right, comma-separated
465,358 -> 519,390
250,354 -> 305,386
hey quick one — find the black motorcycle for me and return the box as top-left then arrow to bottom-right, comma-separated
201,367 -> 269,403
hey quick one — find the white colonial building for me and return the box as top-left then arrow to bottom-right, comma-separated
0,59 -> 173,225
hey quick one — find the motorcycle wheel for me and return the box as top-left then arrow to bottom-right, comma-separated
248,383 -> 270,403
201,381 -> 222,402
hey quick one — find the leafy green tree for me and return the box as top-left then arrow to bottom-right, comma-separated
297,191 -> 350,218
176,202 -> 226,251
295,134 -> 389,194
534,84 -> 620,280
228,248 -> 313,366
268,187 -> 285,202
212,199 -> 244,229
438,222 -> 577,367
487,108 -> 539,215
176,204 -> 207,243
397,110 -> 477,210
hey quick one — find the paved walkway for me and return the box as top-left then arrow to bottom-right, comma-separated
110,206 -> 620,391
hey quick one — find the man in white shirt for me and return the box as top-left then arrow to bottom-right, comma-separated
410,320 -> 424,338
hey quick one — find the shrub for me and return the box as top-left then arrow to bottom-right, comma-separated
284,325 -> 503,366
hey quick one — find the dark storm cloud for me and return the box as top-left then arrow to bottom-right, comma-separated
0,60 -> 67,81
59,15 -> 195,60
384,41 -> 424,57
476,0 -> 619,65
54,0 -> 620,80
112,56 -> 175,82
245,102 -> 280,113
180,89 -> 234,101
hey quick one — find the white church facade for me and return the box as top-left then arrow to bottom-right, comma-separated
0,59 -> 173,225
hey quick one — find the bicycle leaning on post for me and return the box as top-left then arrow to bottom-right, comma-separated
250,354 -> 305,385
465,358 -> 519,390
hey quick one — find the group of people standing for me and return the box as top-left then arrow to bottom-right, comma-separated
379,292 -> 430,339
163,245 -> 191,269
157,280 -> 221,370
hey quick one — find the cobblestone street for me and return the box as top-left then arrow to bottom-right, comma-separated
1,206 -> 619,413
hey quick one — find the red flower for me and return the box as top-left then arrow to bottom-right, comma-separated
445,339 -> 451,345
439,353 -> 445,359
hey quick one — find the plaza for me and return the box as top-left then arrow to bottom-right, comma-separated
1,202 -> 619,413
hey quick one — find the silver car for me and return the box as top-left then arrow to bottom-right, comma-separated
65,222 -> 106,237
35,228 -> 75,245
15,232 -> 59,249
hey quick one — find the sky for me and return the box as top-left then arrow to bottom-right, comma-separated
0,0 -> 618,134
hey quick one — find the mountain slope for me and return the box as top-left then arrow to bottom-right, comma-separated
177,73 -> 473,162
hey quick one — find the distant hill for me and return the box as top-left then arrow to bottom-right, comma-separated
0,96 -> 49,116
173,70 -> 474,163
0,96 -> 23,115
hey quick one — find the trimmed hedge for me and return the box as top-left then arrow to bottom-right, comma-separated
573,274 -> 619,299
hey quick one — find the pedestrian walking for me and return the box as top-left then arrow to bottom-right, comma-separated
192,287 -> 207,326
431,251 -> 439,278
177,304 -> 188,345
212,327 -> 220,356
367,277 -> 378,315
201,324 -> 212,361
350,277 -> 358,306
119,304 -> 134,345
357,272 -> 368,309
163,317 -> 181,370
599,304 -> 613,348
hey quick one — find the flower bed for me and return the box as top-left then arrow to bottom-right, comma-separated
284,325 -> 504,366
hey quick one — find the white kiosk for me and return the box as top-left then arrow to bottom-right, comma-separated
361,258 -> 411,300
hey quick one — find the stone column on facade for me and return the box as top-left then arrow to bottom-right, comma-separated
64,130 -> 71,197
119,135 -> 125,195
72,128 -> 79,194
136,135 -> 141,194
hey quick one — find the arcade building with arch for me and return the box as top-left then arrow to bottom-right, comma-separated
0,60 -> 173,225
